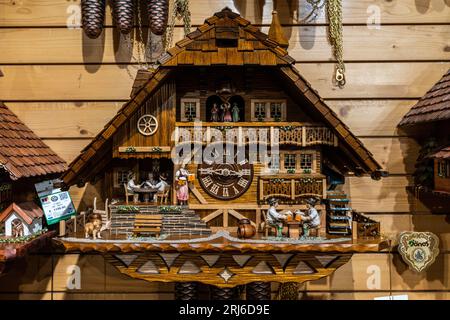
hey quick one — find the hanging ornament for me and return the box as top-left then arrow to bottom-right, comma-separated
81,0 -> 106,39
165,0 -> 191,50
111,0 -> 135,34
326,0 -> 345,87
302,0 -> 326,23
148,0 -> 169,35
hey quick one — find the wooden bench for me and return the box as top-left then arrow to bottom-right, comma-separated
132,214 -> 163,236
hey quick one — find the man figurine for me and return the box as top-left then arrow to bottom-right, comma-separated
211,103 -> 220,122
298,198 -> 321,236
146,173 -> 170,202
127,172 -> 142,202
267,198 -> 292,237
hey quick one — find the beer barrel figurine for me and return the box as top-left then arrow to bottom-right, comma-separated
237,218 -> 256,239
111,0 -> 135,34
81,0 -> 106,39
148,0 -> 169,35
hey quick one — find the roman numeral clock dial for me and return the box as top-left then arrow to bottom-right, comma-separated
197,158 -> 254,200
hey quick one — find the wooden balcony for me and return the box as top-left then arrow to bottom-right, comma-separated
174,122 -> 338,147
258,174 -> 327,204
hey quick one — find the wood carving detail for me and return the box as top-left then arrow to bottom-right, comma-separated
104,252 -> 352,288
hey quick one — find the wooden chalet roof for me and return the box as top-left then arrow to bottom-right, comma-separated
0,102 -> 67,180
62,8 -> 383,187
431,146 -> 450,160
0,202 -> 44,225
399,69 -> 450,126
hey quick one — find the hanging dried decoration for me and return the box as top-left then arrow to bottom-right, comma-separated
148,0 -> 169,35
164,0 -> 191,50
111,0 -> 135,34
326,0 -> 345,87
81,0 -> 106,39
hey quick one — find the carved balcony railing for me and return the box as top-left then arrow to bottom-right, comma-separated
258,174 -> 326,204
174,122 -> 338,147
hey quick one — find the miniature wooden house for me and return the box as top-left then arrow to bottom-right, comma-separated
399,69 -> 450,197
0,202 -> 44,237
62,8 -> 383,233
0,102 -> 67,221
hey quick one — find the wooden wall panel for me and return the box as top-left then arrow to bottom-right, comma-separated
8,102 -> 122,138
305,253 -> 450,291
345,176 -> 429,213
327,100 -> 413,137
359,137 -> 419,174
1,0 -> 449,300
43,139 -> 89,163
2,25 -> 449,64
1,0 -> 450,26
2,63 -> 450,101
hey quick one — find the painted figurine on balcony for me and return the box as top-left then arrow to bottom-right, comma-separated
210,103 -> 220,122
175,164 -> 190,205
231,102 -> 240,122
267,198 -> 292,237
298,198 -> 321,236
221,102 -> 232,122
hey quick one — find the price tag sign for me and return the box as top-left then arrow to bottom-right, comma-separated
35,180 -> 76,225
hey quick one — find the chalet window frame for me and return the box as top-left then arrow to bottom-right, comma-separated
263,150 -> 317,174
180,98 -> 201,122
437,160 -> 450,178
114,167 -> 131,188
250,99 -> 286,121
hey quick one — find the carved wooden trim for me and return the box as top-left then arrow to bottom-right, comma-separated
102,252 -> 353,288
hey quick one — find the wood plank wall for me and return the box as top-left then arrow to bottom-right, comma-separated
0,0 -> 449,300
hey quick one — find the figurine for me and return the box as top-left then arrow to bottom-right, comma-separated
267,198 -> 292,237
297,198 -> 321,236
0,202 -> 44,237
146,173 -> 170,202
175,164 -> 190,205
231,102 -> 240,122
11,219 -> 24,237
210,103 -> 220,122
84,211 -> 103,240
221,102 -> 232,122
127,172 -> 142,193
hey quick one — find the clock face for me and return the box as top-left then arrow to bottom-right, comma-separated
197,157 -> 253,200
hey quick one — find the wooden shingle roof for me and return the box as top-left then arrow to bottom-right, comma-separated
399,69 -> 450,126
0,202 -> 44,225
62,8 -> 383,187
157,7 -> 296,67
431,146 -> 450,159
0,102 -> 67,180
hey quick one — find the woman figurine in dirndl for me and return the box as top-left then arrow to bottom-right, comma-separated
222,102 -> 232,122
175,164 -> 190,205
